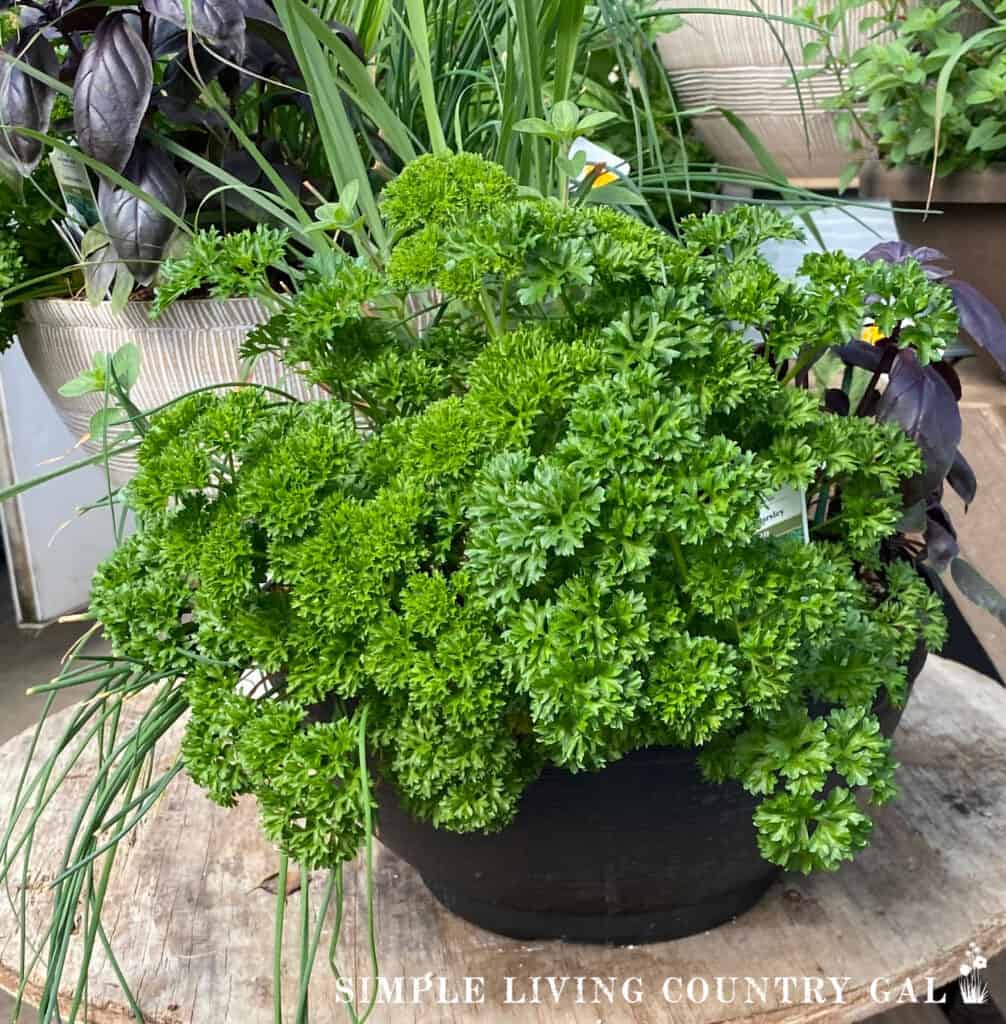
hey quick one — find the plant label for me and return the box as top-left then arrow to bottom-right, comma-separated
569,137 -> 630,188
49,150 -> 99,228
757,484 -> 809,543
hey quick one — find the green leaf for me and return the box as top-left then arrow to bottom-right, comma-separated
905,124 -> 935,156
513,117 -> 554,137
556,150 -> 587,179
583,180 -> 647,206
967,117 -> 1006,152
802,40 -> 825,63
575,110 -> 619,133
837,161 -> 859,194
80,225 -> 110,258
110,343 -> 141,393
58,371 -> 104,398
109,265 -> 133,314
89,406 -> 128,438
550,100 -> 580,135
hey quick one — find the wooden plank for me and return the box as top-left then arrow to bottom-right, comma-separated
879,1005 -> 955,1024
2,657 -> 1006,1022
943,358 -> 1006,680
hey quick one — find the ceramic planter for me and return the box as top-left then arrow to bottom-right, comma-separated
860,162 -> 1006,328
658,1 -> 885,182
17,297 -> 320,481
376,641 -> 927,945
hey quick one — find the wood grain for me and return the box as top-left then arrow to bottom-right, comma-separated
2,656 -> 1005,1023
943,358 -> 1006,681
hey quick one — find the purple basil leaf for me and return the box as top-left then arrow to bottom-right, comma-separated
160,46 -> 224,102
151,93 -> 226,129
876,348 -> 962,507
859,241 -> 952,280
98,142 -> 185,284
59,0 -> 118,33
240,0 -> 282,30
141,0 -> 246,62
860,241 -> 948,267
945,278 -> 1006,375
73,15 -> 152,174
928,359 -> 962,401
832,340 -> 888,373
896,499 -> 927,533
0,33 -> 58,175
924,505 -> 959,573
950,557 -> 1006,626
860,241 -> 915,264
824,388 -> 850,416
947,449 -> 977,508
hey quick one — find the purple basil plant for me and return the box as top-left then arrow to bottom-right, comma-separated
834,242 -> 1006,625
0,0 -> 358,284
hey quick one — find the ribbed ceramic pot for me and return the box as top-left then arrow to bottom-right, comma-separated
18,298 -> 322,482
657,0 -> 887,182
658,2 -> 988,183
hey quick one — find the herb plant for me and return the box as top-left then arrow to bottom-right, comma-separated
0,150 -> 971,1020
802,0 -> 1006,181
80,154 -> 947,879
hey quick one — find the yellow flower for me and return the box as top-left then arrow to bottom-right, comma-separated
586,164 -> 619,188
861,323 -> 885,345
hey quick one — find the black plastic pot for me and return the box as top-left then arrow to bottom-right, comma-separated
376,640 -> 928,945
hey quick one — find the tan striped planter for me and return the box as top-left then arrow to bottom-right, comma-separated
17,298 -> 322,481
657,1 -> 886,183
659,2 -> 990,184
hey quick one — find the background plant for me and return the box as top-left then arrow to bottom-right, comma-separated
802,0 -> 1006,181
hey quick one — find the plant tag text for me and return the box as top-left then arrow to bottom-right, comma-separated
50,150 -> 99,228
757,484 -> 809,543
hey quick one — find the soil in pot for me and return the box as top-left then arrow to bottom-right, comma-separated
376,641 -> 928,945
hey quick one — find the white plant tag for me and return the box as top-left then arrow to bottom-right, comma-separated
569,137 -> 630,188
49,150 -> 99,228
757,484 -> 809,543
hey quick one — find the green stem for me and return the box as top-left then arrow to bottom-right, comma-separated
297,863 -> 311,1024
296,872 -> 336,1024
813,481 -> 831,528
357,708 -> 380,1024
668,536 -> 688,582
478,288 -> 502,339
274,854 -> 290,1024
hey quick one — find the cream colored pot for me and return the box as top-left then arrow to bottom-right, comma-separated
658,1 -> 883,183
17,297 -> 321,481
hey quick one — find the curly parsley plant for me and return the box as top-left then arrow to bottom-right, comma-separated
95,153 -> 948,876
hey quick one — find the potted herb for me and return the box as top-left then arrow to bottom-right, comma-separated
816,0 -> 1006,324
0,0 -> 713,475
659,0 -> 886,183
16,149 -> 979,966
0,0 -> 336,469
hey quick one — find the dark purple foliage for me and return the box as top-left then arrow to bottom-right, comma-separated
863,241 -> 1006,374
0,33 -> 59,174
98,142 -> 186,283
73,14 -> 152,174
876,348 -> 962,507
0,0 -> 364,283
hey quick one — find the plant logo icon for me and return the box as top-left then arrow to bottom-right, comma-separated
959,943 -> 990,1005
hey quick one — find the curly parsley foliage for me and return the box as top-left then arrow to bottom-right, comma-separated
99,154 -> 948,874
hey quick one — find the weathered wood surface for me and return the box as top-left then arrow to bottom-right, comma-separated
1,655 -> 1005,1024
947,357 -> 1006,680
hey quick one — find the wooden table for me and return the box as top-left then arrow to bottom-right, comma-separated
2,655 -> 1006,1023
